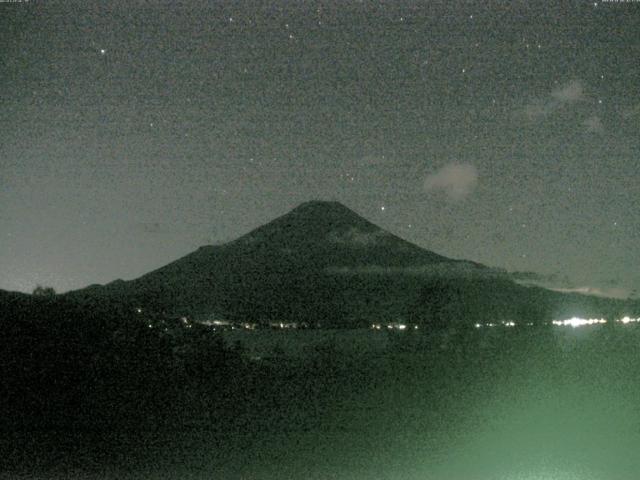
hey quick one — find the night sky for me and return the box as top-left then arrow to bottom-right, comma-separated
1,0 -> 638,296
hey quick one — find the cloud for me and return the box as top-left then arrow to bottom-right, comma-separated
550,80 -> 585,103
511,271 -> 634,299
523,101 -> 555,120
548,286 -> 632,300
583,115 -> 604,134
326,261 -> 498,278
423,163 -> 478,201
523,79 -> 586,120
621,103 -> 640,120
327,227 -> 391,246
510,271 -> 570,284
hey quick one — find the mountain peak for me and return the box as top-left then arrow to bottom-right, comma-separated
291,200 -> 355,214
227,200 -> 452,266
64,199 -> 475,320
236,200 -> 378,247
288,200 -> 372,226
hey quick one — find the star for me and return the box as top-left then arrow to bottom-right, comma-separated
100,49 -> 106,55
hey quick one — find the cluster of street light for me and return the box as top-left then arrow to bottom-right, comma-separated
552,316 -> 640,328
472,316 -> 640,329
552,317 -> 607,328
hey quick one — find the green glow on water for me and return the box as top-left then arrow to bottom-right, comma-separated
10,327 -> 640,479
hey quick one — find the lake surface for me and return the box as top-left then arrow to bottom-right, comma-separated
6,325 -> 640,480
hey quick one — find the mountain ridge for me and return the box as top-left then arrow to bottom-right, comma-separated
61,200 -> 638,326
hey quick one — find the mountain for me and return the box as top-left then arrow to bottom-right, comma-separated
65,201 -> 637,327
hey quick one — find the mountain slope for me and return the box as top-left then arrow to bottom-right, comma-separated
68,201 -> 476,319
65,201 -> 637,326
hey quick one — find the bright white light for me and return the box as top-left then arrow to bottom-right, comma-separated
552,317 -> 607,328
619,316 -> 637,324
474,315 -> 640,330
398,324 -> 407,330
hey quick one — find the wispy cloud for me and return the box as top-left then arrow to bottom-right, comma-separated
548,286 -> 632,300
512,271 -> 634,299
423,164 -> 478,201
583,115 -> 604,134
621,103 -> 640,120
523,79 -> 586,120
326,262 -> 497,277
550,80 -> 585,103
523,101 -> 555,120
327,227 -> 391,246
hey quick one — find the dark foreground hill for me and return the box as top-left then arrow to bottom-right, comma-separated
64,201 -> 637,327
